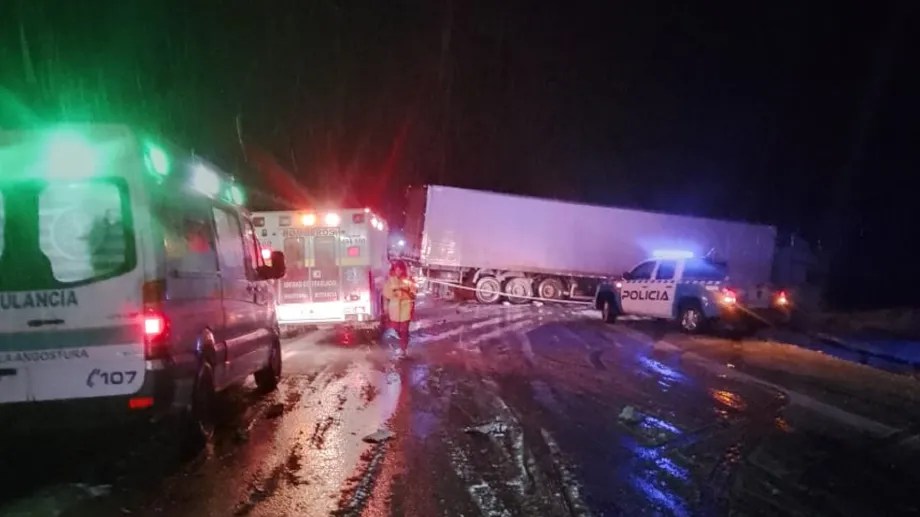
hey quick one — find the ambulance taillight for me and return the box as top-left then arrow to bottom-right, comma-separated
144,312 -> 167,337
143,280 -> 170,359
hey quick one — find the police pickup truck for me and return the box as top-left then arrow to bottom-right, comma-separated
594,254 -> 790,333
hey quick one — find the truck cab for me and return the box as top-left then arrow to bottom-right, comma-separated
595,254 -> 790,333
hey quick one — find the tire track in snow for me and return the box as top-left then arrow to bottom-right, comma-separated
445,437 -> 512,517
541,428 -> 593,517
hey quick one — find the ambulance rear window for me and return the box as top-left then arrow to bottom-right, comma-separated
314,236 -> 336,269
284,237 -> 305,270
0,179 -> 135,291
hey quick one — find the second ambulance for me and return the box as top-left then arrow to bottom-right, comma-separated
254,209 -> 389,330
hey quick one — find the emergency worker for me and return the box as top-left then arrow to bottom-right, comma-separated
383,259 -> 416,358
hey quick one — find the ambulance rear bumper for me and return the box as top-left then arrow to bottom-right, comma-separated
0,367 -> 180,434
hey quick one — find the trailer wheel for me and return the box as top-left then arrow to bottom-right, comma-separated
474,277 -> 502,304
536,277 -> 565,300
503,277 -> 533,304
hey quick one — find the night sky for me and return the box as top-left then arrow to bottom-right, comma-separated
1,1 -> 917,308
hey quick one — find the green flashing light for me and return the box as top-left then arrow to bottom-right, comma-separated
229,184 -> 245,205
144,143 -> 171,176
46,131 -> 98,177
190,163 -> 222,197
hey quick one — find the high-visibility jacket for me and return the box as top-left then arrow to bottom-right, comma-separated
383,275 -> 417,323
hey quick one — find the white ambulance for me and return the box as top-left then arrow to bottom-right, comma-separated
253,209 -> 389,330
0,125 -> 286,443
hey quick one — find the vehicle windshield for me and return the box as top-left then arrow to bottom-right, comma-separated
0,179 -> 135,291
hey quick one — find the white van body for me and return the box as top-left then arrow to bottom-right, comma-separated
0,125 -> 283,430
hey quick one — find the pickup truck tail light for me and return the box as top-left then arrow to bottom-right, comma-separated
720,288 -> 737,305
776,290 -> 789,307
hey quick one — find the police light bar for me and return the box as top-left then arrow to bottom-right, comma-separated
652,249 -> 694,259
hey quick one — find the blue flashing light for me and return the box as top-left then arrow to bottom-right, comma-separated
652,249 -> 694,260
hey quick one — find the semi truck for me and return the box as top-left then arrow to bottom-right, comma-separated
402,185 -> 781,304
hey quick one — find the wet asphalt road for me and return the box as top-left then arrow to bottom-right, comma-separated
4,297 -> 920,516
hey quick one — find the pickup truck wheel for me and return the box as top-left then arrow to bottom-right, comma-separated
602,300 -> 618,324
503,277 -> 532,304
537,277 -> 564,300
679,302 -> 705,334
474,277 -> 502,304
254,338 -> 282,393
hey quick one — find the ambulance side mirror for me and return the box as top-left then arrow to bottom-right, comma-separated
270,251 -> 286,279
259,251 -> 286,280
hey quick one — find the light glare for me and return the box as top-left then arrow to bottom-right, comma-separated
190,164 -> 221,197
46,131 -> 97,177
229,184 -> 245,204
145,144 -> 170,176
652,249 -> 694,259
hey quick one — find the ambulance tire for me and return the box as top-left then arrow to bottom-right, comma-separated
475,277 -> 502,304
180,361 -> 217,456
602,299 -> 618,324
254,337 -> 282,393
678,301 -> 707,334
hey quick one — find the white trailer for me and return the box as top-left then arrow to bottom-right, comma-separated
403,185 -> 778,304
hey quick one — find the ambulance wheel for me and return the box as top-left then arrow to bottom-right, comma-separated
678,302 -> 706,334
475,277 -> 502,304
503,277 -> 533,304
254,338 -> 282,393
537,277 -> 565,300
181,361 -> 216,455
602,299 -> 618,324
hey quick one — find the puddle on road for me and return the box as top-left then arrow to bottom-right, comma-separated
621,434 -> 694,517
410,410 -> 440,440
709,388 -> 748,412
637,355 -> 690,390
